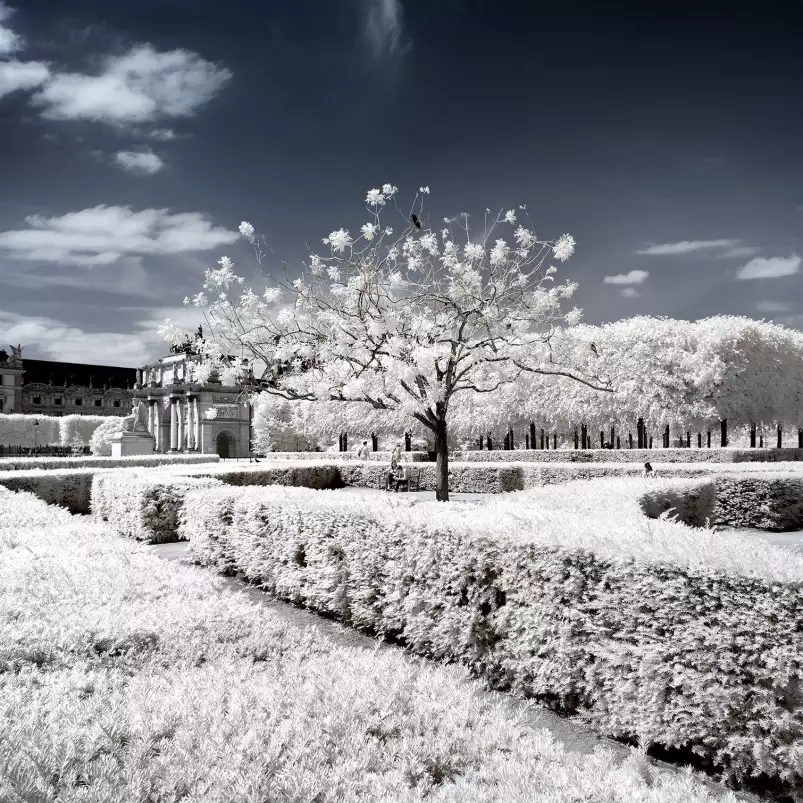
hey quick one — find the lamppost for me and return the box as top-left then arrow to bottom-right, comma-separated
33,419 -> 39,454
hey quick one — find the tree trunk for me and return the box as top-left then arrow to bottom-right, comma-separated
434,415 -> 449,502
486,434 -> 493,450
525,433 -> 529,449
750,424 -> 756,447
629,432 -> 633,449
720,418 -> 727,448
540,428 -> 545,450
371,432 -> 378,451
798,428 -> 802,448
553,433 -> 557,450
707,430 -> 711,448
778,425 -> 782,449
574,428 -> 579,449
404,432 -> 411,451
637,417 -> 644,449
530,422 -> 536,450
698,432 -> 702,448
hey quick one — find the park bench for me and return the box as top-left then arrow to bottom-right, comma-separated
380,466 -> 421,492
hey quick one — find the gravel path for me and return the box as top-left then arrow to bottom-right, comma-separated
148,539 -> 759,801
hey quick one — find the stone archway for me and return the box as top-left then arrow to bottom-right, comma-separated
215,431 -> 232,459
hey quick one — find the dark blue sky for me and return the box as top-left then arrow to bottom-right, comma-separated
0,0 -> 800,365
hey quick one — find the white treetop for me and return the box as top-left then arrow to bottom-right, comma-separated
160,184 -> 610,499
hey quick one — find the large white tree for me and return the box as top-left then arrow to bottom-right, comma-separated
161,184 -> 611,500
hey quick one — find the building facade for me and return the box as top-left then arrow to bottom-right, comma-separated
0,347 -> 135,416
133,352 -> 252,458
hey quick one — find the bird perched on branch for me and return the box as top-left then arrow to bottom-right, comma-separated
590,342 -> 598,356
411,214 -> 421,229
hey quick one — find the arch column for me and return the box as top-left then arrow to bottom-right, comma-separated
148,399 -> 157,450
177,397 -> 185,451
186,394 -> 196,450
193,397 -> 200,451
169,397 -> 179,451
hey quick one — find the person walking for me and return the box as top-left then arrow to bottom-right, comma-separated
357,440 -> 371,460
386,442 -> 403,490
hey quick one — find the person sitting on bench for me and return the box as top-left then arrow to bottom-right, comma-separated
393,463 -> 410,492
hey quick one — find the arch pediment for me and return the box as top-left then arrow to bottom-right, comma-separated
22,383 -> 53,392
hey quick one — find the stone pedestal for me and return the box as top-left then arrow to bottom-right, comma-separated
110,431 -> 156,457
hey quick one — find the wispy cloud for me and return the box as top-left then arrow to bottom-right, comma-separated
717,245 -> 759,259
619,287 -> 640,298
0,205 -> 238,266
603,269 -> 649,285
364,0 -> 405,59
30,44 -> 231,124
0,1 -> 21,55
735,254 -> 801,280
146,127 -> 177,140
756,300 -> 795,314
0,59 -> 49,98
636,239 -> 739,256
0,308 -> 158,364
0,4 -> 231,126
114,148 -> 164,175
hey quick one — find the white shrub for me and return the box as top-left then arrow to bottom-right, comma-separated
181,476 -> 803,790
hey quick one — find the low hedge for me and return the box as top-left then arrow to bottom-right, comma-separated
0,453 -> 218,472
180,477 -> 803,795
451,447 -> 803,463
91,471 -> 223,543
0,468 -> 96,514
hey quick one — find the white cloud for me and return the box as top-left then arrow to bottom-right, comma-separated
364,0 -> 404,59
756,300 -> 795,314
0,308 -> 158,365
0,1 -> 21,55
30,44 -> 231,124
114,149 -> 164,175
0,205 -> 239,266
603,269 -> 649,285
735,254 -> 802,280
717,245 -> 759,259
0,59 -> 49,98
147,127 -> 176,140
619,287 -> 640,298
636,239 -> 739,256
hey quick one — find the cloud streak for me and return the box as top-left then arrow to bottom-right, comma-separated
364,0 -> 405,59
603,269 -> 649,285
636,239 -> 739,255
735,254 -> 801,280
114,149 -> 164,175
0,205 -> 238,266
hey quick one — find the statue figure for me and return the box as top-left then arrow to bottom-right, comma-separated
9,344 -> 23,360
123,398 -> 149,433
172,363 -> 179,384
135,368 -> 142,387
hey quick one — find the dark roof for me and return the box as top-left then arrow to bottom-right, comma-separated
20,359 -> 137,389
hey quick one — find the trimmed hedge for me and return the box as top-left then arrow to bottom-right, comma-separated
0,468 -> 96,514
451,447 -> 803,463
91,471 -> 223,543
180,477 -> 803,794
0,453 -> 219,472
0,456 -> 220,514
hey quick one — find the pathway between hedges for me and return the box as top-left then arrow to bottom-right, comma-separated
149,539 -> 760,802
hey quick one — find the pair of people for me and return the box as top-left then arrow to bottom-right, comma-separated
386,442 -> 409,491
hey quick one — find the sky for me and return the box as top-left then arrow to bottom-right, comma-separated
0,0 -> 800,367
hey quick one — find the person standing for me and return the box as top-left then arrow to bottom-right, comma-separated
357,439 -> 371,460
